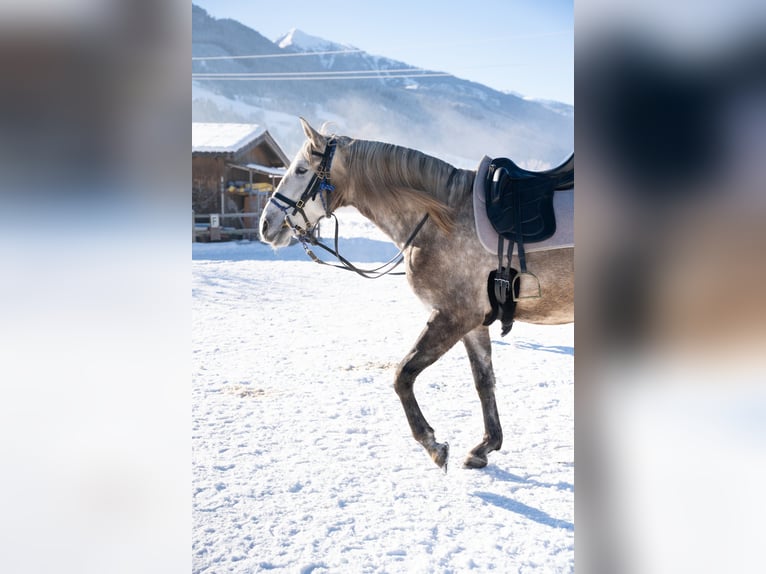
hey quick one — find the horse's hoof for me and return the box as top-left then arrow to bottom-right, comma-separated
463,453 -> 488,469
431,442 -> 449,471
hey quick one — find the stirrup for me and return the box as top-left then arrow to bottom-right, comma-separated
512,271 -> 541,300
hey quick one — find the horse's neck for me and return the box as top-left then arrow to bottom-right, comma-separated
339,143 -> 464,246
350,201 -> 417,247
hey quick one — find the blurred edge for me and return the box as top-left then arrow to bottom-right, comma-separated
1,0 -> 765,572
576,1 -> 766,573
0,1 -> 190,573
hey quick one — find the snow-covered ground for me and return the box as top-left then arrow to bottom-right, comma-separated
192,208 -> 574,573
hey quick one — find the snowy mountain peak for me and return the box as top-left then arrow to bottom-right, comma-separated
276,27 -> 353,52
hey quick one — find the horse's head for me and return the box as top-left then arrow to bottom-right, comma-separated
260,118 -> 338,248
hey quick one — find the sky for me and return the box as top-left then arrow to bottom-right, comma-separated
192,0 -> 574,105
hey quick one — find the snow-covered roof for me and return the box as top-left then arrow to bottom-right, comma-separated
192,123 -> 267,154
243,163 -> 286,177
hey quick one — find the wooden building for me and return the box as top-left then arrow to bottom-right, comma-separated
192,123 -> 289,239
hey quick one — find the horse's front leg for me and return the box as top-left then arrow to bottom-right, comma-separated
462,326 -> 503,468
395,309 -> 467,470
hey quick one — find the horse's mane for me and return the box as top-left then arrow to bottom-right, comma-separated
330,138 -> 458,233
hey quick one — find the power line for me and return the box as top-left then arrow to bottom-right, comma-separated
191,30 -> 573,62
192,49 -> 364,61
192,51 -> 452,81
192,67 -> 441,77
191,72 -> 452,81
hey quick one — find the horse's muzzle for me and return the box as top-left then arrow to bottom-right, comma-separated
259,212 -> 292,247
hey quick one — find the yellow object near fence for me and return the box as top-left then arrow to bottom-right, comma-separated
227,182 -> 273,195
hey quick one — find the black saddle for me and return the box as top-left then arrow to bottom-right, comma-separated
482,153 -> 574,334
486,154 -> 574,243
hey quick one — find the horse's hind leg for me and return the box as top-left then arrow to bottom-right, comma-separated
395,309 -> 467,470
462,326 -> 503,469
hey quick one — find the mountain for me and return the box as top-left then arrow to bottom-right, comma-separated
192,5 -> 573,168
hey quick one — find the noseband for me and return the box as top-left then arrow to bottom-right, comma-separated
270,139 -> 337,237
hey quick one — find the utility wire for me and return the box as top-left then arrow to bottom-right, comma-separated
191,72 -> 452,81
191,51 -> 452,80
191,30 -> 573,62
192,67 -> 439,77
192,49 -> 363,61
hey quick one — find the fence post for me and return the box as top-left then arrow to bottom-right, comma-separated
220,176 -> 225,215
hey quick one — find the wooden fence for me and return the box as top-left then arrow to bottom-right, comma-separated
193,211 -> 263,242
193,188 -> 271,242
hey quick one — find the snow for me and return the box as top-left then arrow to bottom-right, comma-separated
193,122 -> 267,153
276,27 -> 354,52
243,163 -> 286,177
192,207 -> 574,572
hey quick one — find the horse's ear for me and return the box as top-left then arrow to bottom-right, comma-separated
299,117 -> 326,150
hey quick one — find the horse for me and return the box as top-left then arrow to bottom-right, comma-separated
259,118 -> 573,470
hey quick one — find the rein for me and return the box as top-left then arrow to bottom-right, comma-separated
299,212 -> 429,279
270,138 -> 429,279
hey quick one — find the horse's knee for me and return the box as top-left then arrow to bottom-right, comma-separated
394,371 -> 413,397
394,359 -> 419,396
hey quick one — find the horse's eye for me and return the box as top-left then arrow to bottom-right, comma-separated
295,166 -> 308,175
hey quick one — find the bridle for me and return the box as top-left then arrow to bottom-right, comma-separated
269,139 -> 429,279
270,138 -> 338,238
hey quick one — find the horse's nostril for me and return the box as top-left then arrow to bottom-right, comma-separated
261,218 -> 268,236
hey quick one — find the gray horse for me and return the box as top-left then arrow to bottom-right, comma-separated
260,118 -> 573,470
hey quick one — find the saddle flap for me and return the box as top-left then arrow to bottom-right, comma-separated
484,154 -> 573,243
486,164 -> 554,242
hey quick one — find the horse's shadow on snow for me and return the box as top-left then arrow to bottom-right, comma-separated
487,467 -> 574,492
512,342 -> 574,356
489,340 -> 574,357
473,491 -> 574,531
473,466 -> 574,531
